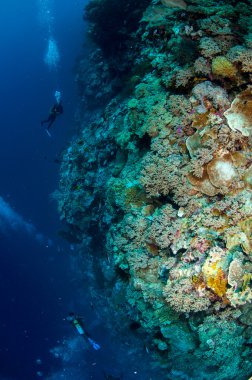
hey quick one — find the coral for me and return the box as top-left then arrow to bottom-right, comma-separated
207,154 -> 237,188
56,1 -> 252,378
224,87 -> 252,136
141,5 -> 173,28
206,268 -> 228,298
228,258 -> 244,289
202,247 -> 229,298
149,204 -> 184,250
194,57 -> 211,76
173,38 -> 199,66
227,287 -> 252,307
175,66 -> 194,88
187,170 -> 219,196
164,277 -> 211,313
160,323 -> 197,354
191,81 -> 230,113
199,37 -> 221,58
239,49 -> 252,72
160,0 -> 187,10
140,153 -> 188,199
226,45 -> 247,63
195,315 -> 248,380
238,217 -> 252,255
211,56 -> 237,78
187,150 -> 242,197
198,15 -> 232,35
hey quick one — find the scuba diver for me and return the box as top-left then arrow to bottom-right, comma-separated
66,312 -> 101,350
41,90 -> 63,136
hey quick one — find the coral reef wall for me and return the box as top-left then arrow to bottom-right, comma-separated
56,0 -> 252,378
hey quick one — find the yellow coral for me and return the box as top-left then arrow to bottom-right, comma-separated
202,257 -> 220,278
192,273 -> 206,294
242,273 -> 252,291
212,56 -> 237,78
239,217 -> 252,255
202,250 -> 228,297
207,268 -> 228,297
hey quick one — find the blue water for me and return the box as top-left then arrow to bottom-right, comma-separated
0,1 -> 87,379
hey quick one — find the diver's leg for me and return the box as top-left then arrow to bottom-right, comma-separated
41,116 -> 50,126
47,115 -> 56,130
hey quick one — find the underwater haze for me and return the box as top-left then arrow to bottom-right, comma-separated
0,1 -> 85,379
0,1 -> 96,379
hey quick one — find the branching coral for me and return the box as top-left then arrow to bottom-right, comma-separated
164,277 -> 211,313
149,204 -> 184,250
239,49 -> 252,72
140,152 -> 187,198
199,37 -> 221,58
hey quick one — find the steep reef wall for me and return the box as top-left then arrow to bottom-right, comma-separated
56,0 -> 252,378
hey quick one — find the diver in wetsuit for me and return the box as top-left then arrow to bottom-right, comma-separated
41,91 -> 63,135
66,312 -> 101,350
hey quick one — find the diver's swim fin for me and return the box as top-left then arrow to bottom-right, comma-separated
46,129 -> 52,137
87,337 -> 101,350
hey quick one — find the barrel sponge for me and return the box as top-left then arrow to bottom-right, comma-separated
211,56 -> 237,78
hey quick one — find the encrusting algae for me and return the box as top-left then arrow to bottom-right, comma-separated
55,0 -> 252,379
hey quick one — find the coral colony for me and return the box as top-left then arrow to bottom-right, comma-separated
55,0 -> 252,379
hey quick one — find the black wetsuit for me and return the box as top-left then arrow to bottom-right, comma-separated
41,102 -> 63,130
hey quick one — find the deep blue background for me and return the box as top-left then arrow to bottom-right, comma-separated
0,1 -> 87,379
0,0 -> 85,230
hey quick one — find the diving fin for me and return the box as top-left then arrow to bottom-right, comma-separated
46,129 -> 52,137
87,337 -> 101,350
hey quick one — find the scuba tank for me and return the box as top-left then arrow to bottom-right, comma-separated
54,90 -> 61,104
72,318 -> 85,335
68,314 -> 101,350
